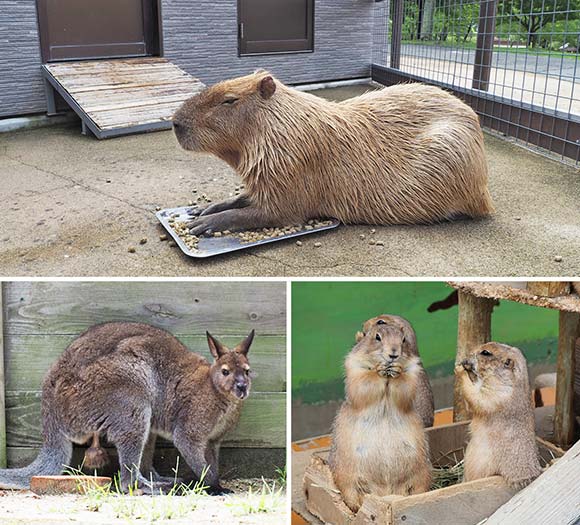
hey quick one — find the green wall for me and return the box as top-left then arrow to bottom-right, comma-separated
292,282 -> 558,404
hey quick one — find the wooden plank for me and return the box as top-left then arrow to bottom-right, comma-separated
485,438 -> 580,524
454,291 -> 495,421
0,283 -> 6,468
554,310 -> 579,447
7,446 -> 286,479
5,391 -> 285,449
4,335 -> 286,392
527,281 -> 571,297
4,281 -> 286,336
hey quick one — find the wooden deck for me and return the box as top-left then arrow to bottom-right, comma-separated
42,58 -> 205,139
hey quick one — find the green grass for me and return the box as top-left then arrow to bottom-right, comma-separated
224,478 -> 285,517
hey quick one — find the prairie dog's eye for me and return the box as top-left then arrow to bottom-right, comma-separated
375,334 -> 382,342
377,319 -> 386,325
222,369 -> 230,376
222,97 -> 238,105
480,349 -> 492,357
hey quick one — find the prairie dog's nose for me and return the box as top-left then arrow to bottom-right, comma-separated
461,359 -> 473,371
389,353 -> 398,361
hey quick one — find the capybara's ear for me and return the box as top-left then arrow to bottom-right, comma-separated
207,331 -> 228,360
236,329 -> 255,356
258,76 -> 276,99
355,331 -> 364,343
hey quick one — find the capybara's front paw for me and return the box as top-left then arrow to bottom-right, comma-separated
206,484 -> 233,496
187,214 -> 227,236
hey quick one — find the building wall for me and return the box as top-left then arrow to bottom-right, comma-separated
0,0 -> 378,118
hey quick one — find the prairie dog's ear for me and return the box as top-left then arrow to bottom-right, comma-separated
207,331 -> 227,360
258,76 -> 276,99
504,357 -> 514,370
236,329 -> 255,356
355,331 -> 365,343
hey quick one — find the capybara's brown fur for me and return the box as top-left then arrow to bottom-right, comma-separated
456,342 -> 542,489
329,321 -> 432,512
173,71 -> 494,235
356,314 -> 434,427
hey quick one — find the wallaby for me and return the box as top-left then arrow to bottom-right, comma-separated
0,322 -> 255,494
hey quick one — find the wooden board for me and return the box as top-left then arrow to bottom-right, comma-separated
485,438 -> 580,524
42,58 -> 205,138
0,284 -> 6,468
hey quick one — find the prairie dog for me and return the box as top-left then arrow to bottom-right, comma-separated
356,314 -> 434,427
0,322 -> 255,494
329,322 -> 432,512
173,71 -> 493,236
456,342 -> 542,488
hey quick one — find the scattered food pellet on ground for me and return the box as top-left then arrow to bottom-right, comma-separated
314,242 -> 322,248
360,234 -> 365,239
127,246 -> 136,253
370,228 -> 376,234
375,240 -> 385,246
369,240 -> 376,245
554,255 -> 563,262
139,238 -> 147,245
155,206 -> 161,211
296,241 -> 303,246
169,241 -> 177,247
515,216 -> 521,221
105,178 -> 111,183
159,234 -> 168,241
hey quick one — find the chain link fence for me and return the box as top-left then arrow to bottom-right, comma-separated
372,0 -> 580,165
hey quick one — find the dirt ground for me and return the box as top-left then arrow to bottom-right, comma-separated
1,85 -> 578,277
0,479 -> 286,525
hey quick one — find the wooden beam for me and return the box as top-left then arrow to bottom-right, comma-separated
554,311 -> 579,447
0,283 -> 6,468
454,291 -> 495,421
485,438 -> 580,524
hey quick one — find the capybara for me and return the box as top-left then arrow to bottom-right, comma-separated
329,320 -> 432,512
172,70 -> 494,236
456,342 -> 542,489
0,322 -> 255,494
355,314 -> 434,427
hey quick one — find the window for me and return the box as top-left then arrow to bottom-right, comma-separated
238,0 -> 314,56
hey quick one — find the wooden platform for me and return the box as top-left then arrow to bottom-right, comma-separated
42,58 -> 205,139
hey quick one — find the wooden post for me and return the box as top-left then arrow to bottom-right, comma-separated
472,0 -> 497,91
0,283 -> 6,468
526,281 -> 570,298
390,0 -> 404,69
454,291 -> 495,421
554,311 -> 579,448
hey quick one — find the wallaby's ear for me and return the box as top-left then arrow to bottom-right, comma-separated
207,331 -> 227,360
236,329 -> 255,356
355,331 -> 365,343
258,76 -> 276,99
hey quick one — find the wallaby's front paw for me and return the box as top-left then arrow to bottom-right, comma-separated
206,484 -> 233,496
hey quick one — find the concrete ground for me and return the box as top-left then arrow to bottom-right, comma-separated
1,85 -> 578,277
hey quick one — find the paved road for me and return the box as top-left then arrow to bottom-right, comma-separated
399,43 -> 580,80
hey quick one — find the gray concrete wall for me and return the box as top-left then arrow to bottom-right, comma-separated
0,0 -> 379,118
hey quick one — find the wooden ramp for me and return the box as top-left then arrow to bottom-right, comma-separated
42,58 -> 205,139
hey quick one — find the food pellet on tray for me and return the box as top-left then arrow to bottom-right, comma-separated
168,218 -> 333,251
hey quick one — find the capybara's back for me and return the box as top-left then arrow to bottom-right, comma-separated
174,72 -> 494,227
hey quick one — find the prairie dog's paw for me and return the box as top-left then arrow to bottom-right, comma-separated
376,361 -> 390,377
386,361 -> 403,378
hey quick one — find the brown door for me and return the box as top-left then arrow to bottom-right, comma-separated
37,0 -> 160,62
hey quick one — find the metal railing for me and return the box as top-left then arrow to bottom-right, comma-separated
372,0 -> 580,165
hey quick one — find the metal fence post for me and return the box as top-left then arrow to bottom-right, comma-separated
390,0 -> 404,69
472,0 -> 498,91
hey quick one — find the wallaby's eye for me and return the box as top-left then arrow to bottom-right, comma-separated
245,369 -> 250,376
480,349 -> 492,357
402,336 -> 406,344
375,334 -> 382,342
222,369 -> 230,376
222,97 -> 238,105
377,319 -> 386,325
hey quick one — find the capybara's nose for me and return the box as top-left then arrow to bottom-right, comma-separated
461,359 -> 473,371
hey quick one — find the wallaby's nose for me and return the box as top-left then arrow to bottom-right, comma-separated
236,382 -> 247,391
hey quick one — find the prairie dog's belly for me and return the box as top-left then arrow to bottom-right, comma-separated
349,406 -> 419,491
465,424 -> 495,480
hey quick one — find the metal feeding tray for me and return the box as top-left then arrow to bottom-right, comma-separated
156,206 -> 340,258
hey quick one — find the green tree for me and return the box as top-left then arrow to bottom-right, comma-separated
500,0 -> 580,47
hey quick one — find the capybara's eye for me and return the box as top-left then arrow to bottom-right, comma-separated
480,349 -> 492,357
375,334 -> 382,342
245,369 -> 250,376
222,369 -> 230,376
377,319 -> 386,325
222,98 -> 239,105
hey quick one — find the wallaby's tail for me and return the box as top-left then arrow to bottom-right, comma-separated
0,430 -> 72,490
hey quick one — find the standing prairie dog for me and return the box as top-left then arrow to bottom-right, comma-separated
0,322 -> 255,494
173,71 -> 493,236
456,342 -> 542,489
329,321 -> 432,512
356,314 -> 434,427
